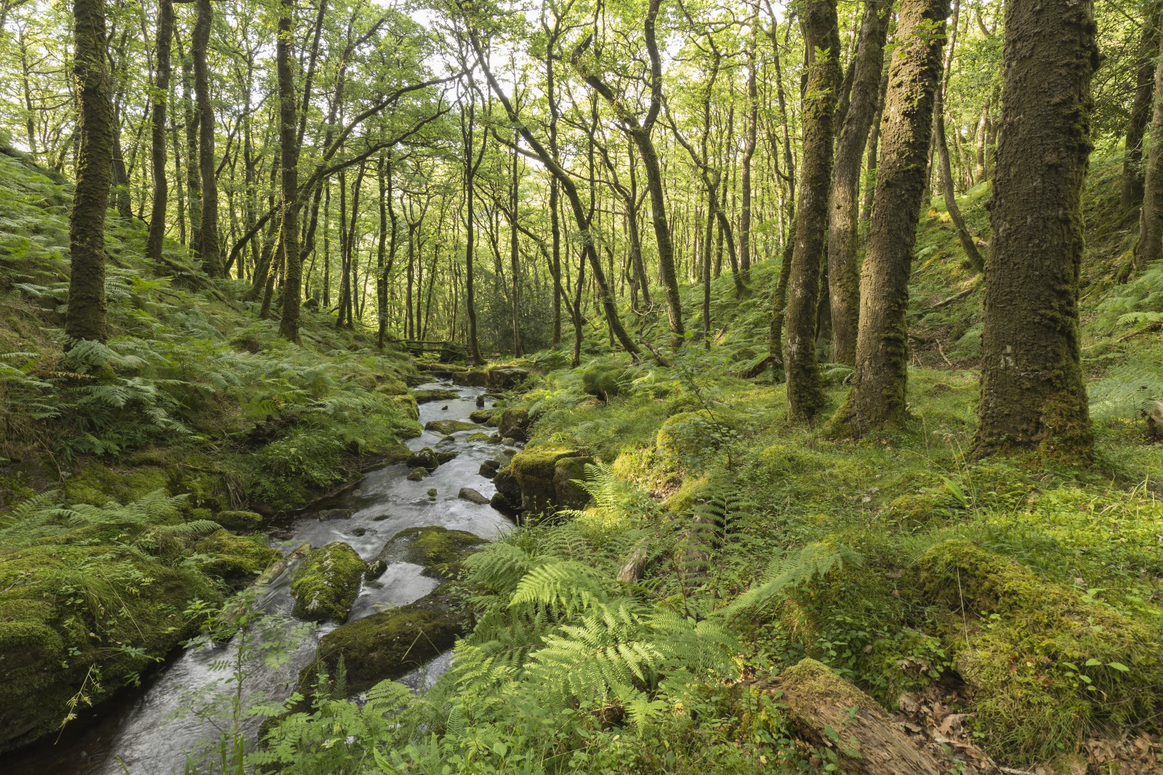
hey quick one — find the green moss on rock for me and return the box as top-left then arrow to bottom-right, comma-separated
305,591 -> 469,697
377,526 -> 485,579
290,542 -> 368,623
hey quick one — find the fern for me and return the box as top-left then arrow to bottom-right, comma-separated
723,541 -> 865,620
508,559 -> 613,615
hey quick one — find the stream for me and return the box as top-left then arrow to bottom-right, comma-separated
4,379 -> 516,775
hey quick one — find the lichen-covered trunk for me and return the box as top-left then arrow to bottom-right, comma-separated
782,0 -> 841,423
1133,30 -> 1163,272
975,0 -> 1096,461
827,0 -> 892,367
66,0 -> 113,344
1121,1 -> 1162,211
276,0 -> 302,343
830,0 -> 947,437
193,0 -> 221,276
146,0 -> 173,263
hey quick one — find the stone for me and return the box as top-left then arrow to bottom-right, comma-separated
458,487 -> 490,505
407,467 -> 428,481
491,467 -> 521,515
213,510 -> 263,531
424,419 -> 478,435
406,447 -> 456,470
290,542 -> 368,623
497,407 -> 531,441
469,408 -> 495,424
373,526 -> 485,579
508,447 -> 592,516
304,591 -> 469,697
479,459 -> 501,479
475,395 -> 486,408
485,366 -> 531,390
412,387 -> 460,404
427,488 -> 438,499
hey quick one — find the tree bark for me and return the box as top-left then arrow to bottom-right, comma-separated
830,0 -> 947,436
1121,1 -> 1162,211
146,0 -> 173,263
66,0 -> 114,344
827,0 -> 892,367
1133,29 -> 1163,272
276,0 -> 302,342
783,0 -> 841,423
974,0 -> 1097,461
739,0 -> 759,283
193,0 -> 222,276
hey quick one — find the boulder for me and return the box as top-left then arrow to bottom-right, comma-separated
290,543 -> 368,623
458,487 -> 490,505
406,447 -> 456,469
478,459 -> 501,479
213,510 -> 264,531
507,447 -> 593,516
406,468 -> 428,481
485,367 -> 530,390
424,419 -> 478,435
304,590 -> 469,697
469,408 -> 496,425
491,467 -> 521,516
374,526 -> 485,579
412,387 -> 460,404
497,407 -> 531,441
773,658 -> 941,775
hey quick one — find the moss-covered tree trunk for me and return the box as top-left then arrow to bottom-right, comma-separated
276,0 -> 302,342
827,0 -> 892,368
974,0 -> 1097,460
1133,29 -> 1163,272
146,0 -> 173,263
66,0 -> 113,344
193,0 -> 222,276
782,0 -> 841,423
830,0 -> 947,437
1121,0 -> 1161,212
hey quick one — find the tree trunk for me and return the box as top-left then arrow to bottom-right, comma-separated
66,0 -> 114,344
1121,1 -> 1162,212
510,124 -> 523,357
193,0 -> 222,276
462,91 -> 484,364
974,0 -> 1096,461
933,0 -> 986,273
740,0 -> 759,284
276,0 -> 302,342
1133,30 -> 1163,273
830,0 -> 947,436
783,0 -> 841,423
179,34 -> 201,255
146,0 -> 173,263
827,0 -> 892,367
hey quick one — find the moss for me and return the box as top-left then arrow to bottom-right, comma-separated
290,542 -> 368,623
65,462 -> 170,505
508,446 -> 586,515
213,509 -> 264,531
194,530 -> 279,583
412,387 -> 460,404
918,540 -> 1163,764
386,526 -> 485,579
498,407 -> 531,440
306,590 -> 469,697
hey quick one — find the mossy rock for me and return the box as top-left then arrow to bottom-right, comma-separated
0,545 -> 219,752
305,591 -> 469,696
579,357 -> 633,401
424,419 -> 478,435
213,510 -> 264,531
193,530 -> 280,583
469,408 -> 497,425
498,407 -> 531,441
917,539 -> 1163,764
412,387 -> 460,404
507,447 -> 592,516
290,542 -> 368,623
654,411 -> 735,477
484,366 -> 531,390
375,526 -> 485,579
407,447 -> 456,470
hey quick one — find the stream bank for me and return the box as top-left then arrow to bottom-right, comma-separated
2,378 -> 521,775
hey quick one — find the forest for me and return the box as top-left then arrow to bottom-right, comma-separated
1,0 -> 1162,770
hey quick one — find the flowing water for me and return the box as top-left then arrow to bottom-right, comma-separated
4,380 -> 516,775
